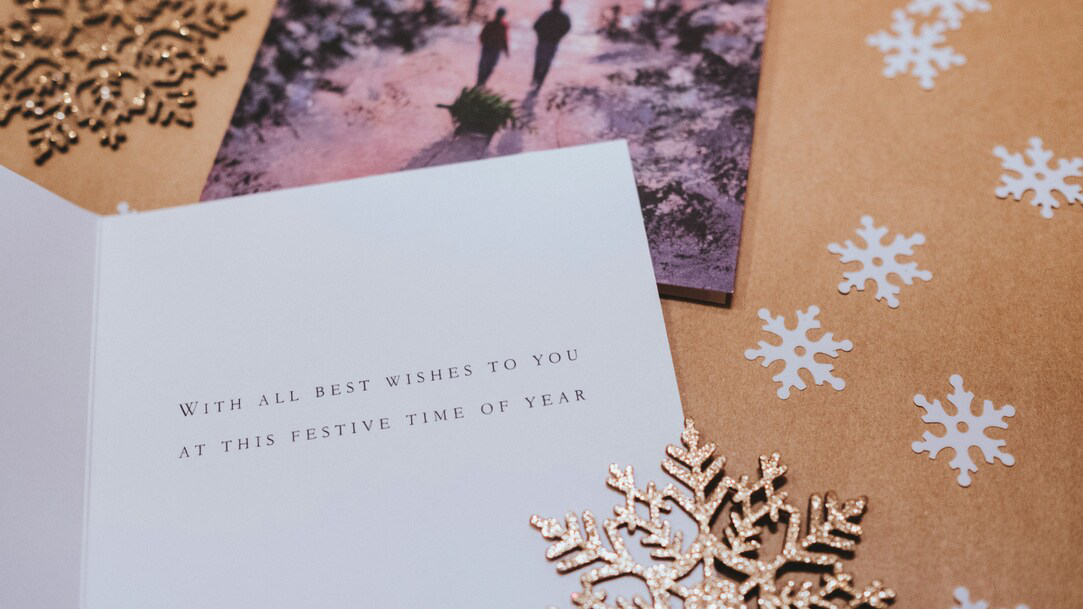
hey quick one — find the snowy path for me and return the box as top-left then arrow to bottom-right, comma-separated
246,0 -> 630,191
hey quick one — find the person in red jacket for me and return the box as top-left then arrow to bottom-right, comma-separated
476,8 -> 509,87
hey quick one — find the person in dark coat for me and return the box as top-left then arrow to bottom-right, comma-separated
531,0 -> 571,87
476,8 -> 510,87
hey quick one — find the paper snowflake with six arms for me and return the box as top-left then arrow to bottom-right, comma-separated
867,9 -> 965,90
906,0 -> 991,30
912,375 -> 1016,487
952,587 -> 1029,609
827,216 -> 931,309
532,418 -> 895,609
993,137 -> 1083,219
744,307 -> 853,400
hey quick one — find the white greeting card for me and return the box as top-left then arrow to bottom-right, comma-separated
0,142 -> 684,609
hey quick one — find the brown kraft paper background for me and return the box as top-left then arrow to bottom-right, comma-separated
2,0 -> 1080,606
671,1 -> 1081,607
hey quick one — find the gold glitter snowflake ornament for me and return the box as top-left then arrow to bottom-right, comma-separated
531,419 -> 895,609
0,0 -> 244,163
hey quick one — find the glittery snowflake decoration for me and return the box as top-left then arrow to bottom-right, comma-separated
744,306 -> 853,400
867,9 -> 965,90
532,419 -> 896,609
0,0 -> 245,164
827,216 -> 931,309
906,0 -> 991,30
993,137 -> 1083,219
912,375 -> 1016,488
953,587 -> 1029,609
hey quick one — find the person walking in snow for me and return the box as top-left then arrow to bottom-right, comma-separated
476,8 -> 510,87
531,0 -> 571,88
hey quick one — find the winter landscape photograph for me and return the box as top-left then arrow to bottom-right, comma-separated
203,0 -> 767,299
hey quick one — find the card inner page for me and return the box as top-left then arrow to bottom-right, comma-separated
83,143 -> 684,609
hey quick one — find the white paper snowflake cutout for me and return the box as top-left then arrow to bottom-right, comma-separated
994,137 -> 1083,219
912,375 -> 1016,487
827,215 -> 931,309
867,9 -> 966,90
953,586 -> 1029,609
744,306 -> 853,400
907,0 -> 991,30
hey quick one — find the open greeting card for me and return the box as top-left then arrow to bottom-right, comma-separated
0,142 -> 684,608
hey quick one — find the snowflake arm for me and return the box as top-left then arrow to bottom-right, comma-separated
867,9 -> 965,90
827,216 -> 931,308
906,0 -> 991,30
531,509 -> 667,609
912,375 -> 1016,487
993,137 -> 1083,219
745,307 -> 853,400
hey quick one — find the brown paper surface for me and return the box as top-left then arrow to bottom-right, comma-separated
666,1 -> 1082,607
0,0 -> 274,214
2,0 -> 1079,605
